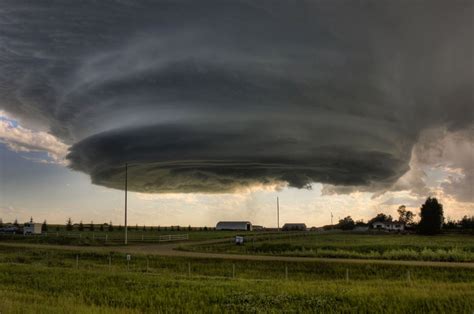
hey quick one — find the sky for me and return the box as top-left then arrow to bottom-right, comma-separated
0,0 -> 473,227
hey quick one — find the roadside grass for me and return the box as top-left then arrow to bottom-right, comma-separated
0,262 -> 473,313
184,232 -> 474,262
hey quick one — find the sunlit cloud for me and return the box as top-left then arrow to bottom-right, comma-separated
0,111 -> 69,165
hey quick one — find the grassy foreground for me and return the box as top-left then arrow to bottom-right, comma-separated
0,245 -> 473,313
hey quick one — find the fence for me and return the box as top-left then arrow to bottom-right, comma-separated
0,232 -> 189,243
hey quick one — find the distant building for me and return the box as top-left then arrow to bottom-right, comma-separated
23,222 -> 42,235
216,221 -> 252,231
282,223 -> 307,231
372,221 -> 405,231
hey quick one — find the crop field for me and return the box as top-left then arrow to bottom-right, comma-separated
183,232 -> 474,262
0,244 -> 473,313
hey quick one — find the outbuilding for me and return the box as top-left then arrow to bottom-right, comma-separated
216,221 -> 252,231
372,221 -> 405,231
282,223 -> 307,231
23,222 -> 42,235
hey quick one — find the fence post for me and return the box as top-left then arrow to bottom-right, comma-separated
285,265 -> 288,280
345,268 -> 349,282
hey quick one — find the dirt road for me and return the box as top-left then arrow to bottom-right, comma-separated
1,240 -> 473,268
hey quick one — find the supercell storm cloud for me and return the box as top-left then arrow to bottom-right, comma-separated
0,0 -> 472,193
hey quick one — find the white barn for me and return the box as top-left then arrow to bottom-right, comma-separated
216,221 -> 252,231
372,221 -> 405,231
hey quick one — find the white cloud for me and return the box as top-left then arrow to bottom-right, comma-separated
0,112 -> 69,165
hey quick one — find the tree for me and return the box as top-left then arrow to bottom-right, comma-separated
337,216 -> 355,230
418,197 -> 444,235
188,225 -> 192,231
397,205 -> 415,224
42,220 -> 48,232
150,226 -> 154,232
90,221 -> 95,231
108,221 -> 114,232
204,226 -> 208,231
135,224 -> 139,231
118,224 -> 123,231
142,225 -> 146,232
66,218 -> 73,231
0,218 -> 3,228
13,219 -> 19,227
460,216 -> 474,229
368,213 -> 392,226
177,225 -> 180,231
78,221 -> 84,232
29,216 -> 34,223
99,224 -> 104,232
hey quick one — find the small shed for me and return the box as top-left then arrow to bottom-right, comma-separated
282,223 -> 307,231
23,223 -> 42,235
216,221 -> 252,231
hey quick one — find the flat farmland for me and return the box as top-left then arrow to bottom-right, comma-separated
0,244 -> 473,313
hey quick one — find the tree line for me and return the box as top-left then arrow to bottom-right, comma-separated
333,197 -> 473,234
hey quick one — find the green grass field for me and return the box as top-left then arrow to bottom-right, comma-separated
0,244 -> 473,313
1,232 -> 473,312
183,232 -> 474,262
0,229 -> 259,245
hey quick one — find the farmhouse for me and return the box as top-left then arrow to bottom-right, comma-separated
216,221 -> 252,231
372,221 -> 405,231
282,223 -> 307,231
23,222 -> 42,235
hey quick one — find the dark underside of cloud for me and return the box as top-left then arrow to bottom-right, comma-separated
1,0 -> 473,193
67,124 -> 408,193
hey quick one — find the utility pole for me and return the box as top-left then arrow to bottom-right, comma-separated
277,196 -> 280,231
124,163 -> 128,245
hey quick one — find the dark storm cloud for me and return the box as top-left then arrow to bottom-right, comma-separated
0,0 -> 472,193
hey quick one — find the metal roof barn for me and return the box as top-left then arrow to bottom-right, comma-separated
216,221 -> 252,231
